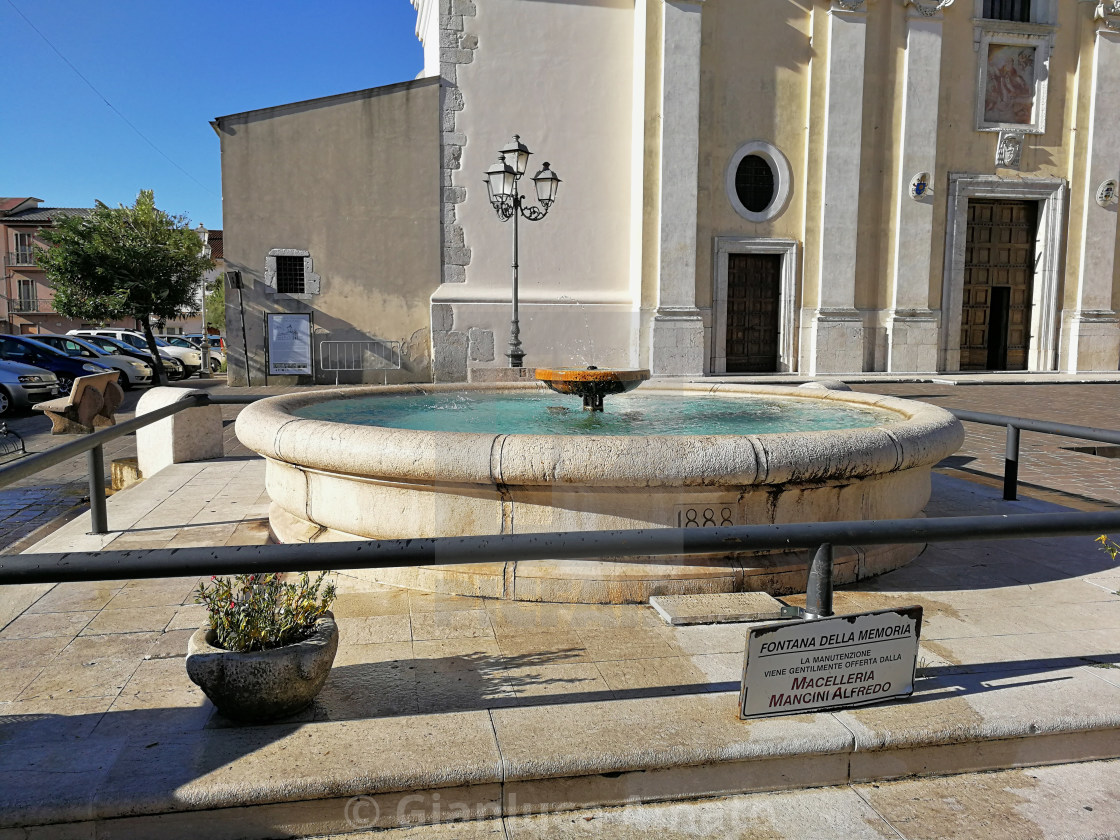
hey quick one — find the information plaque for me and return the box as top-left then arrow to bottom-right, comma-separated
739,606 -> 923,720
266,313 -> 313,376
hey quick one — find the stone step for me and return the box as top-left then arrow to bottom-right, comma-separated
3,661 -> 1119,839
307,758 -> 1120,839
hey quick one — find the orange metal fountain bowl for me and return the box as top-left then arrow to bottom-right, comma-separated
534,367 -> 651,410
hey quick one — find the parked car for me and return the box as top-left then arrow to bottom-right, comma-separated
68,329 -> 203,377
186,334 -> 227,355
75,334 -> 187,380
0,335 -> 114,395
0,359 -> 60,417
159,335 -> 224,372
31,334 -> 154,389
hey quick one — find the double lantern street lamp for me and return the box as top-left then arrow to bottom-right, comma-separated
484,136 -> 561,368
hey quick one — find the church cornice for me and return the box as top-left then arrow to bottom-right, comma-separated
1097,2 -> 1120,32
904,0 -> 955,17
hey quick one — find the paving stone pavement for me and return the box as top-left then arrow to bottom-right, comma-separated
0,377 -> 286,553
2,379 -> 1117,554
1,379 -> 1119,837
1,467 -> 1119,836
851,382 -> 1120,511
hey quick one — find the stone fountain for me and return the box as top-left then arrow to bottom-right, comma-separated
235,375 -> 962,604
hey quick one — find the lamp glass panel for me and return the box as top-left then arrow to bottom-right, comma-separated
534,172 -> 559,204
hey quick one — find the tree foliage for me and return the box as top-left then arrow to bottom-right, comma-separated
37,190 -> 212,383
205,274 -> 226,332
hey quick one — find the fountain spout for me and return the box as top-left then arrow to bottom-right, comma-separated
534,367 -> 651,411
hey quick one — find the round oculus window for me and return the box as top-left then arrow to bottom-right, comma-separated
725,141 -> 792,223
735,155 -> 776,214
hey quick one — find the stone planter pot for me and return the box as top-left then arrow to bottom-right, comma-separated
185,612 -> 338,722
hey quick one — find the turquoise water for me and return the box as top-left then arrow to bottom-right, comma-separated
292,391 -> 897,437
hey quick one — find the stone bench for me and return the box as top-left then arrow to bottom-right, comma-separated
34,371 -> 124,435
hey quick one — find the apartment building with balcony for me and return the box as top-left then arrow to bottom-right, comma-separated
1,197 -> 91,334
0,196 -> 189,336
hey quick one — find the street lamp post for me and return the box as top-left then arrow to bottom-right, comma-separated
484,136 -> 561,368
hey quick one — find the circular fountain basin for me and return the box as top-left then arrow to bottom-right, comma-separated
235,382 -> 963,603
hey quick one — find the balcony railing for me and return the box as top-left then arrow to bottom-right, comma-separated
9,298 -> 51,314
6,250 -> 36,267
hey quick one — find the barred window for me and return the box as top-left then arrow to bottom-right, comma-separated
983,0 -> 1031,22
275,256 -> 305,294
735,155 -> 776,214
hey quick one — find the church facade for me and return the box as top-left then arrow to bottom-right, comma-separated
218,1 -> 1120,385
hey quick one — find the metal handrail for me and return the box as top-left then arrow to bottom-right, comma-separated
4,509 -> 1120,620
0,392 -> 263,535
0,395 -> 204,488
947,408 -> 1120,501
2,394 -> 1119,620
4,508 -> 1117,582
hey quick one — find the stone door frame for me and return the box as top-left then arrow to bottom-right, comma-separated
711,237 -> 798,374
940,174 -> 1067,372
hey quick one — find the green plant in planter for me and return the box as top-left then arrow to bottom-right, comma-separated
195,571 -> 336,653
1099,536 -> 1120,594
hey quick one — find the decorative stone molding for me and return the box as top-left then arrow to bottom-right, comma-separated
725,141 -> 794,223
940,175 -> 1067,371
1097,179 -> 1119,208
437,0 -> 478,286
974,29 -> 1050,134
832,0 -> 867,10
1097,2 -> 1120,31
995,130 -> 1025,169
711,238 -> 798,374
904,0 -> 953,17
263,249 -> 321,298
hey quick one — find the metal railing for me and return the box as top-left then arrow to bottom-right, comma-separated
947,409 -> 1120,501
10,297 -> 50,313
2,393 -> 1120,621
6,250 -> 36,267
4,509 -> 1120,618
0,392 -> 260,534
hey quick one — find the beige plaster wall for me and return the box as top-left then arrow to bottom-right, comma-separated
217,79 -> 441,386
696,0 -> 1112,373
696,0 -> 812,306
441,0 -> 639,371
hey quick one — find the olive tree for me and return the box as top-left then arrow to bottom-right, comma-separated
37,190 -> 213,384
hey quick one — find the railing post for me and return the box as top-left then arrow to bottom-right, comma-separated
803,542 -> 834,620
1004,424 -> 1020,501
87,444 -> 108,534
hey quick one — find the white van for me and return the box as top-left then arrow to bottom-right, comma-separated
68,329 -> 202,377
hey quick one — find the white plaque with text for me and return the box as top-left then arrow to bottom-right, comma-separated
739,606 -> 922,719
266,313 -> 313,376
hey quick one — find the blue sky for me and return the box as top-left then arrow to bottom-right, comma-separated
3,0 -> 424,230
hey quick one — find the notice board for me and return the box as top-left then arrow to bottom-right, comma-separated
266,313 -> 313,376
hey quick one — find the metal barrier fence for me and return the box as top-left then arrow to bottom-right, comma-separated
319,340 -> 402,385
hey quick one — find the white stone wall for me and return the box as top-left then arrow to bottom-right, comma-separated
430,0 -> 640,379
